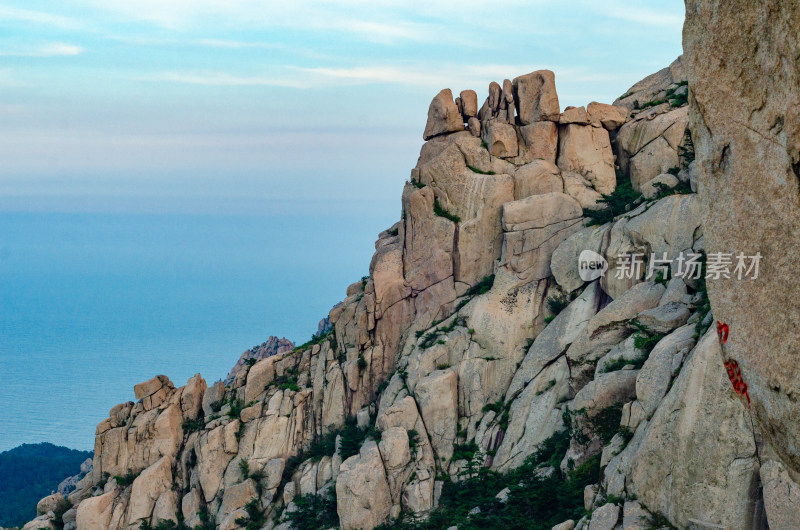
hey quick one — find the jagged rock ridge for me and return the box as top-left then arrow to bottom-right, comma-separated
17,30 -> 800,530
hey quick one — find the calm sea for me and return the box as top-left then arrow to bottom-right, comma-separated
0,211 -> 393,451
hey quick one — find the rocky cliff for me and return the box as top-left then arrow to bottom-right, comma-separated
17,10 -> 800,529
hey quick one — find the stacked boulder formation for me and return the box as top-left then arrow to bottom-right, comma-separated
18,19 -> 800,528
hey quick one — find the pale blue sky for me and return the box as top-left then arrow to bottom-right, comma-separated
0,1 -> 685,215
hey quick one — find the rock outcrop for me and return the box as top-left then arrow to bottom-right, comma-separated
684,0 -> 800,477
21,42 -> 798,530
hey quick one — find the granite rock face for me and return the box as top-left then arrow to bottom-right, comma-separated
684,0 -> 800,476
21,51 -> 798,530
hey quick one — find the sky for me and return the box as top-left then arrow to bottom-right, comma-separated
0,0 -> 685,216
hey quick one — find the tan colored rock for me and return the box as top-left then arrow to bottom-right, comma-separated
423,89 -> 463,140
588,503 -> 620,530
134,375 -> 173,410
153,404 -> 183,460
566,281 -> 665,368
37,493 -> 66,516
202,380 -> 224,417
467,116 -> 480,137
635,324 -> 696,416
152,491 -> 179,523
557,124 -> 616,195
180,374 -> 206,421
516,121 -> 558,164
760,460 -> 800,529
587,102 -> 627,130
684,0 -> 800,474
570,370 -> 639,417
500,192 -> 584,281
552,521 -> 575,530
513,70 -> 560,124
561,171 -> 604,210
219,479 -> 257,519
635,302 -> 690,334
559,106 -> 589,125
628,136 -> 679,192
134,375 -> 170,400
483,120 -> 518,158
513,160 -> 563,199
507,281 -> 602,399
244,356 -> 277,403
336,440 -> 392,530
622,500 -> 651,530
460,90 -> 478,118
23,515 -> 55,530
128,457 -> 173,528
181,489 -> 203,528
640,173 -> 679,199
502,192 -> 583,233
550,224 -> 611,293
493,357 -> 569,471
414,369 -> 458,461
197,426 -> 234,502
626,331 -> 759,529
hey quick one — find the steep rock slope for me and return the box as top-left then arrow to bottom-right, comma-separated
18,57 -> 799,530
684,0 -> 800,478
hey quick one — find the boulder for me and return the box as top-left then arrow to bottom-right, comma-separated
550,224 -> 611,293
634,324 -> 696,416
635,302 -> 690,334
36,493 -> 66,516
640,173 -> 679,199
557,124 -> 616,195
414,370 -> 458,461
336,440 -> 392,530
513,70 -> 560,124
570,370 -> 639,417
559,106 -> 589,125
423,89 -> 463,140
587,102 -> 627,130
483,120 -> 518,158
500,193 -> 584,281
460,90 -> 478,118
513,160 -> 563,199
128,457 -> 173,527
566,281 -> 665,368
180,374 -> 206,421
516,121 -> 558,164
588,503 -> 620,530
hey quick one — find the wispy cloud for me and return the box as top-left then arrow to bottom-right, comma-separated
131,63 -> 617,93
132,71 -> 310,88
0,6 -> 83,29
0,42 -> 84,57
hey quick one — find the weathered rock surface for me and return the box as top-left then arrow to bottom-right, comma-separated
684,0 -> 800,476
22,56 -> 800,530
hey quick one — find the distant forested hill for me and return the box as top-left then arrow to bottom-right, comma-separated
0,443 -> 92,527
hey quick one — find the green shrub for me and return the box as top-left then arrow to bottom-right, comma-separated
465,275 -> 495,297
181,418 -> 205,433
467,165 -> 496,175
283,488 -> 339,530
113,470 -> 139,487
339,417 -> 381,460
584,171 -> 639,226
378,430 -> 600,530
546,295 -> 569,316
433,199 -> 461,223
357,354 -> 367,371
234,499 -> 267,530
452,441 -> 480,462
